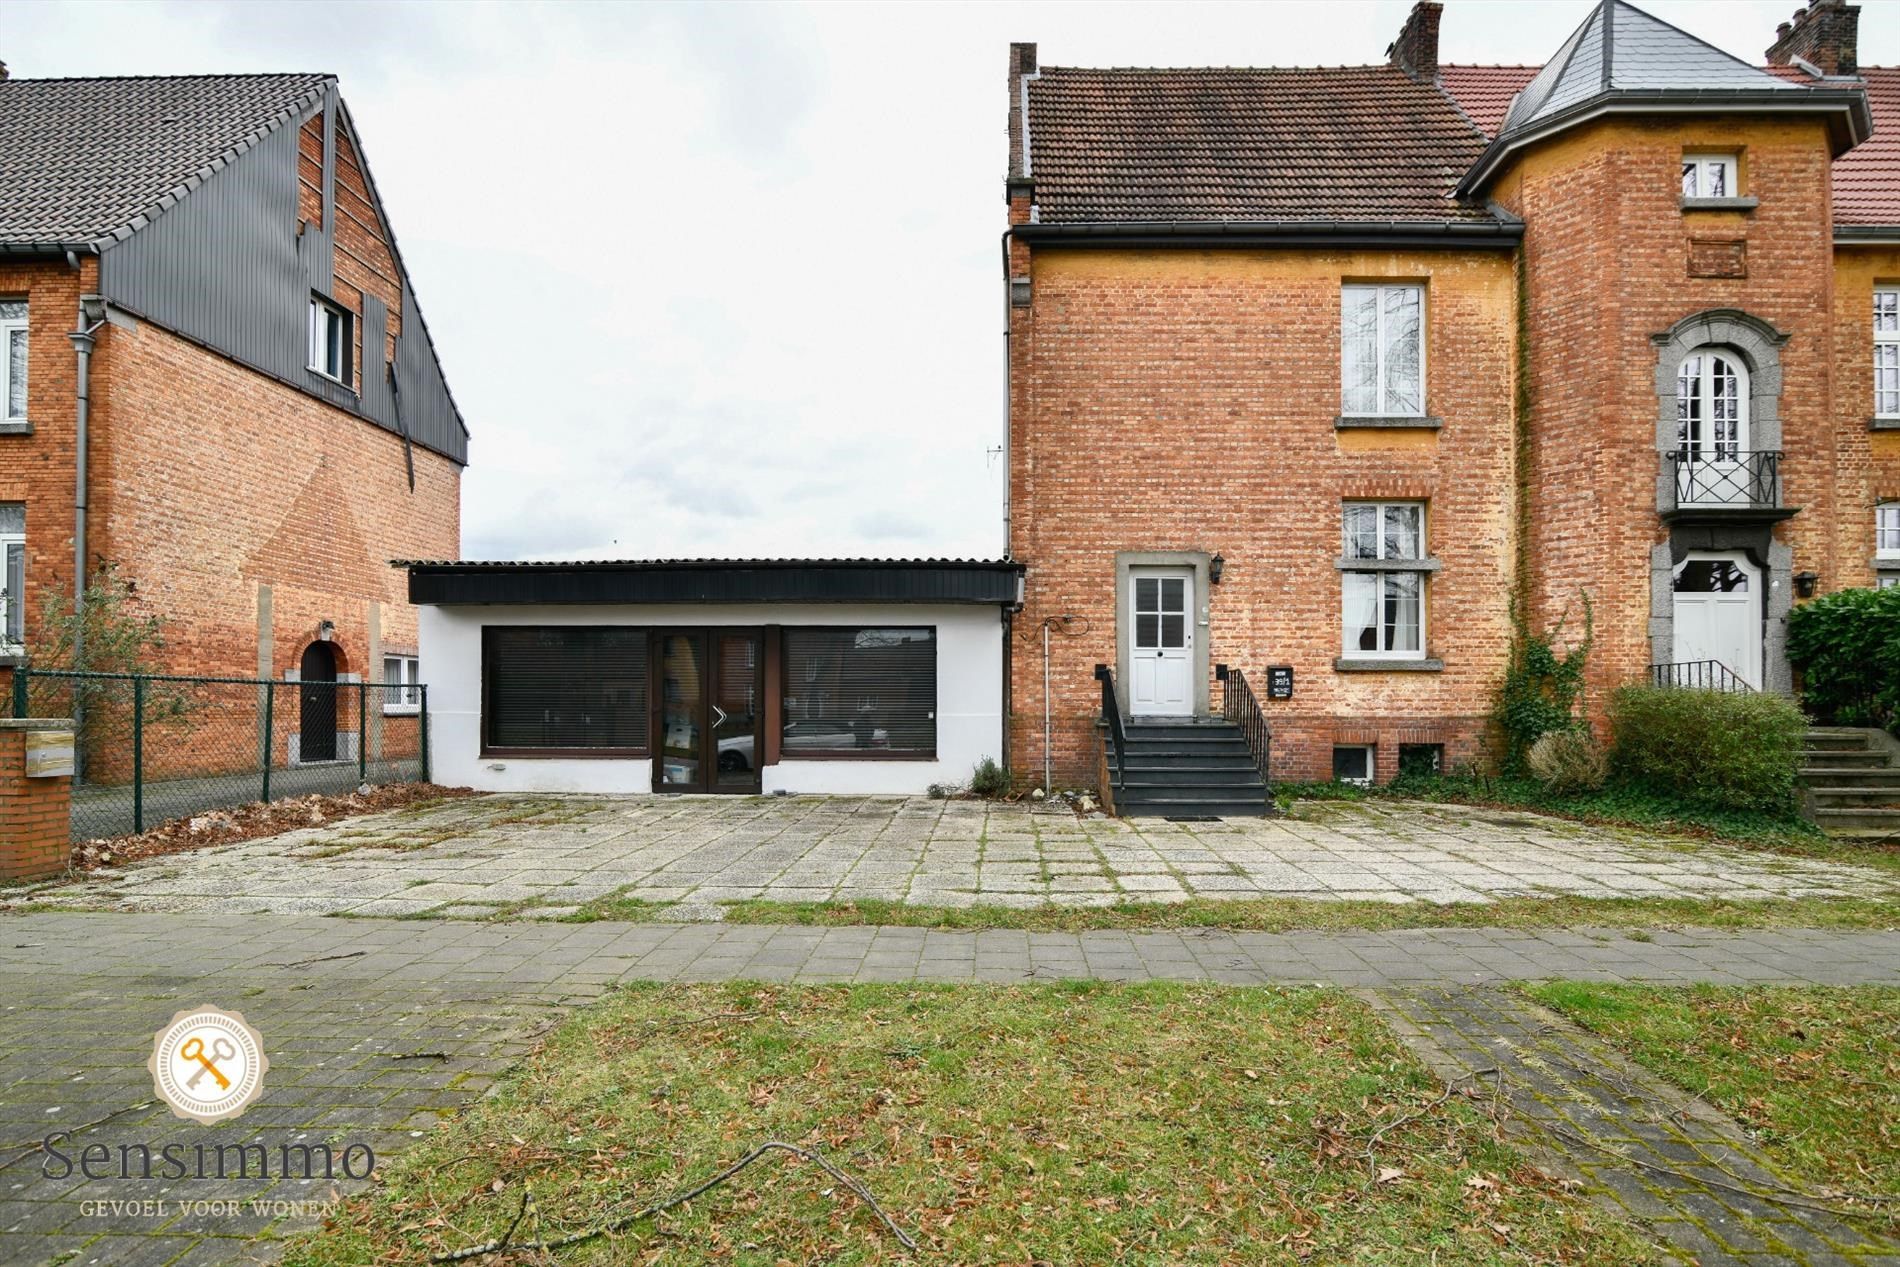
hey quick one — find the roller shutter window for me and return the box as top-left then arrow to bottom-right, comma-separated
484,627 -> 648,752
782,627 -> 936,757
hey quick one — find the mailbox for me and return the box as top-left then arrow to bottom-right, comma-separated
24,730 -> 75,779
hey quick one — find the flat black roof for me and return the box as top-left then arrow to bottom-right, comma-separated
399,558 -> 1025,607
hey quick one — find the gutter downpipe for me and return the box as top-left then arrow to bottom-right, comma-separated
67,274 -> 106,668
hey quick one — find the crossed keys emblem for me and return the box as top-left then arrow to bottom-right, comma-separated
149,1007 -> 269,1124
179,1035 -> 236,1091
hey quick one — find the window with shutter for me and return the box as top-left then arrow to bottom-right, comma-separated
781,627 -> 936,757
483,627 -> 649,753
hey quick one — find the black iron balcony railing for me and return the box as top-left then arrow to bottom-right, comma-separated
1668,449 -> 1780,510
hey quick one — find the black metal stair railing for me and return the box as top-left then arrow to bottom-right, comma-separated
1093,664 -> 1126,815
1217,665 -> 1273,800
1648,660 -> 1756,693
1668,450 -> 1780,509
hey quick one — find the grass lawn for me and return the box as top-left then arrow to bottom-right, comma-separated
289,983 -> 1661,1266
1523,983 -> 1900,1231
562,893 -> 1900,933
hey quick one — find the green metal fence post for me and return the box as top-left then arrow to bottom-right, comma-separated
357,679 -> 368,785
419,684 -> 430,784
132,675 -> 145,835
261,680 -> 274,804
10,665 -> 24,719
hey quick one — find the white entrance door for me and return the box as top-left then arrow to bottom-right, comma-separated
1671,551 -> 1762,689
1676,349 -> 1750,505
1130,569 -> 1193,715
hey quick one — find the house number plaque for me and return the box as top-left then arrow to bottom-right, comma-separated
1266,666 -> 1294,700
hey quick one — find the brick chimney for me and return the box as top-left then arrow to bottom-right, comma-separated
1008,42 -> 1037,180
1767,0 -> 1860,76
1387,1 -> 1443,81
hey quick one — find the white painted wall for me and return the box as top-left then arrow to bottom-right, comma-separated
419,603 -> 1005,796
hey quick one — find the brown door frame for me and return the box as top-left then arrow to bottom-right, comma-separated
650,627 -> 764,794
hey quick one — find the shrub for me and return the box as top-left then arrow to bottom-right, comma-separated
1786,585 -> 1900,734
1526,729 -> 1608,793
1494,594 -> 1593,776
969,757 -> 1009,799
1607,685 -> 1807,813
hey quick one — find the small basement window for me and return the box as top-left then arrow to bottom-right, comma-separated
1681,153 -> 1739,199
308,295 -> 353,387
382,654 -> 420,714
1398,743 -> 1442,778
1333,744 -> 1375,787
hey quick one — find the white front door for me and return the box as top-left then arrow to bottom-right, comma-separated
1129,569 -> 1193,715
1671,551 -> 1762,688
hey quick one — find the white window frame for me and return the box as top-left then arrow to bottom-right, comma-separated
1333,745 -> 1375,787
1,300 -> 26,423
1879,574 -> 1899,591
1682,153 -> 1739,199
1340,500 -> 1429,661
1878,503 -> 1900,560
1876,289 -> 1900,418
1340,283 -> 1426,418
382,654 -> 420,714
308,296 -> 352,387
0,523 -> 22,651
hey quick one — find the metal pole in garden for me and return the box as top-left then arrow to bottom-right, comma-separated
419,684 -> 430,784
132,674 -> 144,835
10,665 -> 24,718
357,679 -> 368,785
261,680 -> 274,804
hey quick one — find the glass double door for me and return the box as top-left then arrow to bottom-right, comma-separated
654,629 -> 763,793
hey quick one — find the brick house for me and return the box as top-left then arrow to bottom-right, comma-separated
0,71 -> 465,766
1003,0 -> 1899,809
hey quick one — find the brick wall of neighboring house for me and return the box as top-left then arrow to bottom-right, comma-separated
0,257 -> 97,659
1831,246 -> 1900,585
1487,116 -> 1840,716
1007,247 -> 1518,786
69,313 -> 456,782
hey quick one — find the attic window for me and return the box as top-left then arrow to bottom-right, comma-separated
308,295 -> 353,388
1681,154 -> 1739,199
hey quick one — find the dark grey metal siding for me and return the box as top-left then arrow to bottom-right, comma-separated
96,90 -> 467,465
407,562 -> 1026,607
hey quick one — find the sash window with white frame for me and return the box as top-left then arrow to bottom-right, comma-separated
1341,284 -> 1423,417
0,504 -> 23,650
1877,289 -> 1900,419
1342,501 -> 1427,659
0,301 -> 25,423
382,654 -> 420,714
1878,503 -> 1900,591
1681,153 -> 1738,198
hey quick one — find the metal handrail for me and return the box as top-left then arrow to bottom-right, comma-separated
1667,449 -> 1780,508
1219,665 -> 1274,799
1648,660 -> 1755,693
1094,663 -> 1127,794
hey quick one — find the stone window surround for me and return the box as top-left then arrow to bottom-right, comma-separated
1647,309 -> 1793,693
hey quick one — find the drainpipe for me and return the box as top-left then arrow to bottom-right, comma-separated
67,289 -> 107,665
1042,618 -> 1051,793
999,229 -> 1015,559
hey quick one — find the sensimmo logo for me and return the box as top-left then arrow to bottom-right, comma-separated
147,1007 -> 270,1125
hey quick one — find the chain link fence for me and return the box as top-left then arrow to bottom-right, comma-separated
11,668 -> 430,843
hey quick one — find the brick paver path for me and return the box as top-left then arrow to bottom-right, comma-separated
8,794 -> 1891,919
1373,988 -> 1900,1266
3,913 -> 1897,1265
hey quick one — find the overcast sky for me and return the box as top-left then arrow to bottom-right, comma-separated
8,0 -> 1895,562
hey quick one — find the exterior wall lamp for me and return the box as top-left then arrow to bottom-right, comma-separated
1793,571 -> 1819,599
317,619 -> 336,642
1210,553 -> 1225,584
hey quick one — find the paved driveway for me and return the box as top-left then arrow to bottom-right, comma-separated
6,794 -> 1892,920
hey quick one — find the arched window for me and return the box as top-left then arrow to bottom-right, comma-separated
1676,349 -> 1748,461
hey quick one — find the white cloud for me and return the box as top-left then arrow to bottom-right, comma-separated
6,0 -> 1889,561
